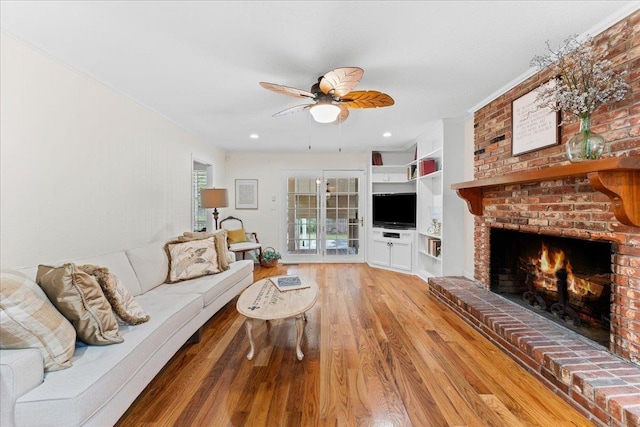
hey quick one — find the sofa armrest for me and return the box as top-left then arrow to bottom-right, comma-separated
1,349 -> 44,427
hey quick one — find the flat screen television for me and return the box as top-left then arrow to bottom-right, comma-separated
372,192 -> 417,229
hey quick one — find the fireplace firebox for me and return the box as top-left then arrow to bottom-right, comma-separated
490,228 -> 612,346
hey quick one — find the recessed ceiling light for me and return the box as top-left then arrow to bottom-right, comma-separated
383,132 -> 392,137
250,133 -> 259,139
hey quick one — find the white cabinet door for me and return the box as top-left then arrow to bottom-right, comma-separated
389,240 -> 412,271
371,239 -> 391,267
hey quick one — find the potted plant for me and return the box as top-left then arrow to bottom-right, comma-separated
530,34 -> 630,162
260,247 -> 281,268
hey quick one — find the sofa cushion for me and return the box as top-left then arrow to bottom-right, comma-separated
36,264 -> 123,345
73,251 -> 144,297
165,237 -> 220,283
13,292 -> 202,427
78,265 -> 150,325
125,241 -> 170,294
0,270 -> 76,371
152,259 -> 253,306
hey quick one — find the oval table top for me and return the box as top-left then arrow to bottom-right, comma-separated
236,277 -> 318,320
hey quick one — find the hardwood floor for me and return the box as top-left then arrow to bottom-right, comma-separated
116,264 -> 593,426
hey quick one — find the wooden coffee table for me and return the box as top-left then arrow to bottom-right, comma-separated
236,277 -> 318,361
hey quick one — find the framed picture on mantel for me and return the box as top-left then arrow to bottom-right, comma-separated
511,82 -> 560,156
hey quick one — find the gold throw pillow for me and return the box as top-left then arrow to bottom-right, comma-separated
36,264 -> 123,345
227,228 -> 248,244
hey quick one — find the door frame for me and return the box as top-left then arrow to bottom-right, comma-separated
280,169 -> 366,264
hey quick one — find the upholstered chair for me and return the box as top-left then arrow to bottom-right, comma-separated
218,216 -> 263,261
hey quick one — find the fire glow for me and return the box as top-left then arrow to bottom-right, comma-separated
528,242 -> 603,300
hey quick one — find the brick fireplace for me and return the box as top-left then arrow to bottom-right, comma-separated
429,10 -> 640,427
471,10 -> 640,364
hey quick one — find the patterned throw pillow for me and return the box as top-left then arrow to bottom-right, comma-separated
36,264 -> 123,345
181,229 -> 231,270
165,237 -> 220,283
0,269 -> 76,371
78,265 -> 150,325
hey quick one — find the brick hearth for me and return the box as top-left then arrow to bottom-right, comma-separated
429,276 -> 640,427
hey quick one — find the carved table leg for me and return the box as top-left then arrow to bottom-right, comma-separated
245,318 -> 255,360
295,315 -> 305,361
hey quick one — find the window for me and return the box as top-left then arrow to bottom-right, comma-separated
192,167 -> 208,232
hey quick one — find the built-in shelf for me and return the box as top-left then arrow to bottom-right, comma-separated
452,156 -> 640,227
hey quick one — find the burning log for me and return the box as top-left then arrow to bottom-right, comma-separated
519,258 -> 546,310
551,268 -> 581,326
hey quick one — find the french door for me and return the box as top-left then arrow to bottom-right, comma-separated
281,170 -> 365,263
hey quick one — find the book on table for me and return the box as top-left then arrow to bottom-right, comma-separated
269,275 -> 310,292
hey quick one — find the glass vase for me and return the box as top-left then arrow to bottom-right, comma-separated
566,115 -> 605,162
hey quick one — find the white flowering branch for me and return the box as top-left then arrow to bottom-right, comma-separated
530,35 -> 630,120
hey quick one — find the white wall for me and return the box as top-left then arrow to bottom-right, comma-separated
0,33 -> 226,268
223,151 -> 368,259
463,116 -> 475,279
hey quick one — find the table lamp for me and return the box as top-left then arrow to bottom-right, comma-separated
200,188 -> 229,229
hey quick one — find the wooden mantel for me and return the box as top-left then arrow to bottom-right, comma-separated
452,156 -> 640,227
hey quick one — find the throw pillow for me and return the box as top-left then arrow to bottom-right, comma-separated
165,237 -> 220,283
0,270 -> 76,371
36,264 -> 123,345
227,228 -> 248,244
181,230 -> 231,271
78,265 -> 150,325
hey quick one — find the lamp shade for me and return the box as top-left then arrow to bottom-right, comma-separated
200,188 -> 229,208
310,104 -> 340,123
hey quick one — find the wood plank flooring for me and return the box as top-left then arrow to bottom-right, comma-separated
115,264 -> 594,426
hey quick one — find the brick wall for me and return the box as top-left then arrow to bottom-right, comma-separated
472,11 -> 640,363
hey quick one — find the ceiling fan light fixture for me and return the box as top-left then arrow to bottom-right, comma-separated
310,104 -> 341,123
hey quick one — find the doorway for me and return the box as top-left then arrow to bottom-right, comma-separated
281,170 -> 365,263
192,159 -> 213,232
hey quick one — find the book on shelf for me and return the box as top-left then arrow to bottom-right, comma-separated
420,159 -> 436,176
269,275 -> 310,292
427,238 -> 442,258
372,151 -> 383,166
408,164 -> 417,180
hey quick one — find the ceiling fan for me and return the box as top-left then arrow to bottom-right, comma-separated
259,67 -> 394,124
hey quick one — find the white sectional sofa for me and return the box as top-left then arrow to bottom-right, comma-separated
0,240 -> 254,427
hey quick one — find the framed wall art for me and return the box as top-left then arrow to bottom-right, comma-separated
235,179 -> 258,209
511,82 -> 560,156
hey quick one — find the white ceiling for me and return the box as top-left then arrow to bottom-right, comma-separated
1,1 -> 637,153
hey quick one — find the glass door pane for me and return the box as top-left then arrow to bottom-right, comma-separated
323,171 -> 365,262
285,175 -> 321,256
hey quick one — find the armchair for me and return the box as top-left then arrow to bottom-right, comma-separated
218,216 -> 263,261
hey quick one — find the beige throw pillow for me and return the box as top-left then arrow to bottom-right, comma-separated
0,270 -> 76,371
36,264 -> 123,345
78,265 -> 150,325
181,229 -> 231,270
165,237 -> 220,283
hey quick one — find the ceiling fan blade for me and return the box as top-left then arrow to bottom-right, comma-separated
339,91 -> 395,109
336,105 -> 349,123
272,104 -> 312,117
319,67 -> 364,98
260,82 -> 315,99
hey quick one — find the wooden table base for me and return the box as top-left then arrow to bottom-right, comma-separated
244,315 -> 307,361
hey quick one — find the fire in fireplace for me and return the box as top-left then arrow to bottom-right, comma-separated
490,229 -> 612,346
